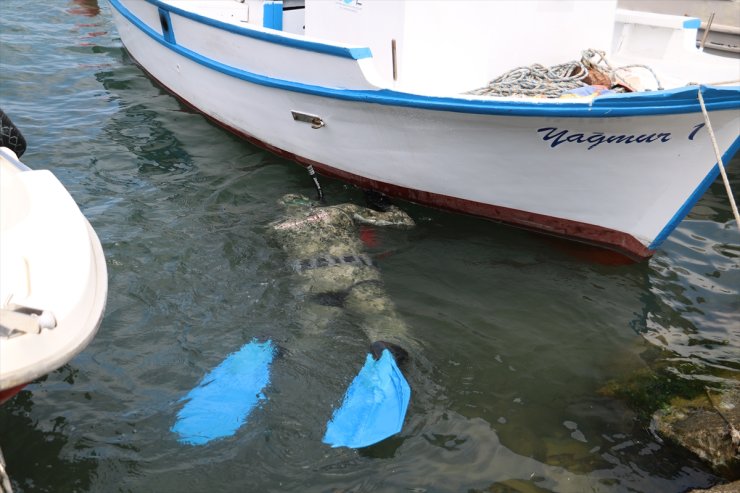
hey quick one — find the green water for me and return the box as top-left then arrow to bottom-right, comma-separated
1,2 -> 738,492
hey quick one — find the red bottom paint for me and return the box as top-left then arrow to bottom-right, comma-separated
0,384 -> 26,406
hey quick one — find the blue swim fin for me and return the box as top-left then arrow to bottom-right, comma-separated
172,339 -> 276,445
323,349 -> 411,449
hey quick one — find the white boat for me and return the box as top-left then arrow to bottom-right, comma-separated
107,0 -> 740,259
0,146 -> 107,404
619,0 -> 740,55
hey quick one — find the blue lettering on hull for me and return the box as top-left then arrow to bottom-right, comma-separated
537,127 -> 676,150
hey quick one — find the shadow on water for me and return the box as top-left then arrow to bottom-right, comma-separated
94,61 -> 198,178
68,0 -> 101,18
0,379 -> 97,492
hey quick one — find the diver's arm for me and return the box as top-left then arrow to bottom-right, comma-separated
340,204 -> 415,228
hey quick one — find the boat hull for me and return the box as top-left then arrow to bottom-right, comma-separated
108,0 -> 740,259
0,148 -> 108,397
0,384 -> 26,406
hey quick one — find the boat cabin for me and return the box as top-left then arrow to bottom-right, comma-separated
159,0 -> 726,94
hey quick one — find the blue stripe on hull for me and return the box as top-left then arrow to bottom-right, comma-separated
649,135 -> 740,250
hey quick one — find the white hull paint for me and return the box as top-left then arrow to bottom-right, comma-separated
0,148 -> 107,399
108,0 -> 740,258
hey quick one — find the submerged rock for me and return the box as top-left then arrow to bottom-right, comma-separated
652,387 -> 740,480
598,345 -> 740,485
688,479 -> 740,493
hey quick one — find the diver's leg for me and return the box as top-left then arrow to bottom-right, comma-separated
343,280 -> 417,356
290,274 -> 345,338
322,279 -> 415,449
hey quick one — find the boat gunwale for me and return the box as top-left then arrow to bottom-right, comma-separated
109,0 -> 740,118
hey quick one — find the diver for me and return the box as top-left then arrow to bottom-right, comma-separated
270,192 -> 418,447
270,192 -> 415,355
172,190 -> 419,449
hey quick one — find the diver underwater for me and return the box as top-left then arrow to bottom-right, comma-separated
172,190 -> 420,449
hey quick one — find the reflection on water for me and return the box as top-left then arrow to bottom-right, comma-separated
0,1 -> 738,492
645,222 -> 740,375
0,376 -> 98,492
68,0 -> 101,18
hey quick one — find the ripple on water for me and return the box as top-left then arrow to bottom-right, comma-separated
0,2 -> 738,492
646,219 -> 740,374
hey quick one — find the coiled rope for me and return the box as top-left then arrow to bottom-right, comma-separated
467,60 -> 589,98
468,49 -> 662,98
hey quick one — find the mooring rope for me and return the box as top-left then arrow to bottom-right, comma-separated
0,445 -> 10,493
468,49 -> 662,98
700,79 -> 740,86
696,86 -> 740,230
704,387 -> 740,452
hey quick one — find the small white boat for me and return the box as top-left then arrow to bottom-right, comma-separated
107,0 -> 740,259
0,147 -> 107,404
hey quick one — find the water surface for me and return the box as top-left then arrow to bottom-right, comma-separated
1,2 -> 738,492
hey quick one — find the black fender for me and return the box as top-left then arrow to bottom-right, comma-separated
0,109 -> 27,158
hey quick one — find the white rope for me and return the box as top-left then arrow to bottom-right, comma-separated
701,79 -> 740,86
0,445 -> 11,493
696,87 -> 740,230
466,61 -> 589,98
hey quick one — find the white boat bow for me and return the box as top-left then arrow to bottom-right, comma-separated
0,147 -> 107,402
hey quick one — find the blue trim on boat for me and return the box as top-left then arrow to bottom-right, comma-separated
108,0 -> 740,118
683,18 -> 701,29
263,2 -> 283,31
649,134 -> 740,250
158,8 -> 176,44
145,0 -> 372,60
